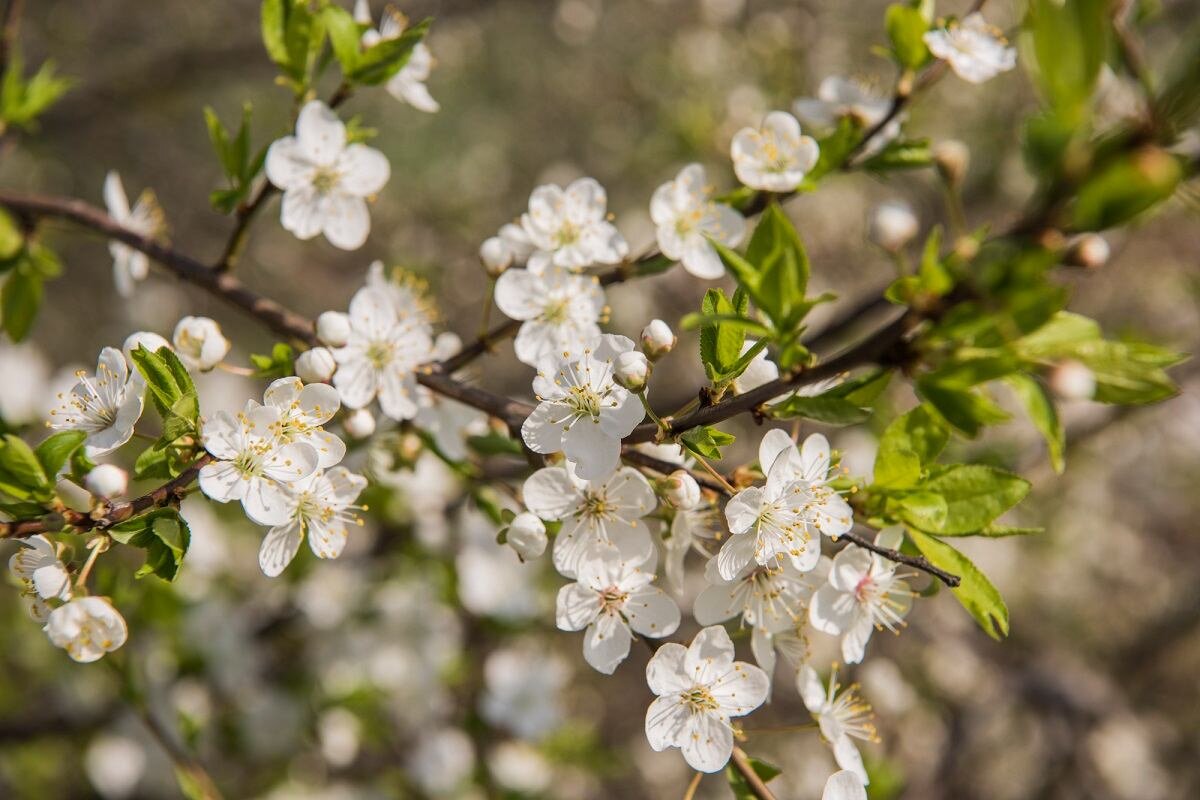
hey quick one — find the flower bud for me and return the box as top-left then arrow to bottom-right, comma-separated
85,464 -> 128,499
506,512 -> 547,561
933,139 -> 970,186
1049,360 -> 1096,401
614,351 -> 652,392
479,236 -> 512,277
173,316 -> 230,372
295,347 -> 337,383
1064,234 -> 1110,270
640,319 -> 676,360
869,201 -> 919,253
343,407 -> 376,439
316,311 -> 352,347
662,470 -> 701,511
121,331 -> 171,366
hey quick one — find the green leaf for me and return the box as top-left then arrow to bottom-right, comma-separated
0,434 -> 50,499
922,355 -> 1020,389
129,346 -> 199,438
907,528 -> 1009,639
1005,374 -> 1064,472
915,464 -> 1030,534
808,116 -> 862,180
1013,311 -> 1100,359
34,431 -> 86,480
917,381 -> 1010,437
1071,148 -> 1183,231
323,5 -> 362,74
351,18 -> 431,85
771,370 -> 892,425
0,209 -> 23,261
679,426 -> 735,461
917,226 -> 953,297
1023,0 -> 1110,121
895,490 -> 948,531
260,0 -> 291,67
250,342 -> 296,379
466,432 -> 524,457
726,756 -> 782,799
886,4 -> 931,69
861,138 -> 934,172
110,509 -> 191,582
697,288 -> 747,381
748,204 -> 811,331
2,267 -> 42,341
874,404 -> 948,489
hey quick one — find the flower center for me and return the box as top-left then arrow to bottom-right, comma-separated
312,167 -> 342,194
681,686 -> 719,712
599,586 -> 628,613
366,341 -> 394,368
542,298 -> 571,324
566,385 -> 602,419
581,492 -> 610,519
553,221 -> 581,248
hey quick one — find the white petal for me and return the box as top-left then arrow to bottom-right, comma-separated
521,402 -> 569,455
259,521 -> 303,577
522,466 -> 580,519
555,582 -> 601,631
709,661 -> 770,716
645,694 -> 690,750
823,770 -> 868,800
561,419 -> 619,481
322,195 -> 371,251
832,735 -> 869,785
280,186 -> 326,240
198,461 -> 244,504
693,584 -> 740,626
841,615 -> 874,665
680,239 -> 726,279
809,583 -> 856,635
646,642 -> 690,695
684,625 -> 735,684
681,712 -> 734,773
265,137 -> 313,190
724,487 -> 763,534
625,587 -> 680,638
797,664 -> 826,712
241,478 -> 294,526
296,100 -> 347,166
715,533 -> 759,581
493,269 -> 543,321
582,613 -> 632,674
103,171 -> 131,219
338,144 -> 390,197
759,428 -> 798,479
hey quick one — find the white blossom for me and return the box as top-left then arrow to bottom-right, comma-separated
9,534 -> 72,622
523,464 -> 656,578
556,542 -> 680,673
45,596 -> 128,663
650,163 -> 744,279
198,402 -> 320,525
613,350 -> 651,392
793,77 -> 902,157
172,316 -> 230,372
85,464 -> 128,499
363,260 -> 438,330
258,466 -> 367,577
731,111 -> 820,192
823,770 -> 868,800
480,222 -> 536,275
48,346 -> 144,457
640,318 -> 676,359
809,528 -> 913,664
521,335 -> 645,480
923,13 -> 1017,84
265,100 -> 390,250
717,430 -> 851,580
798,664 -> 878,785
493,266 -> 606,367
331,286 -> 434,420
295,347 -> 337,383
507,511 -> 548,561
103,171 -> 162,297
694,555 -> 824,677
644,625 -> 769,773
342,407 -> 376,439
519,177 -> 628,274
869,201 -> 919,253
260,377 -> 346,469
662,470 -> 701,511
358,3 -> 440,113
316,311 -> 352,347
664,500 -> 722,595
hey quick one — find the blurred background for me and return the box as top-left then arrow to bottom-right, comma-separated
1,0 -> 1199,797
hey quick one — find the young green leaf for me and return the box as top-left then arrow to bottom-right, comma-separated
1005,373 -> 1064,472
907,528 -> 1009,638
34,430 -> 87,480
915,464 -> 1030,534
886,3 -> 931,69
110,508 -> 191,582
1,267 -> 42,342
679,426 -> 736,461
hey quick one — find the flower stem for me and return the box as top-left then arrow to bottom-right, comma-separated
74,536 -> 108,590
688,451 -> 737,495
682,771 -> 703,800
638,392 -> 669,437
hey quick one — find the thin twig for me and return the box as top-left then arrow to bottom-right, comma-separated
682,771 -> 703,800
0,0 -> 23,76
729,745 -> 777,800
840,528 -> 960,588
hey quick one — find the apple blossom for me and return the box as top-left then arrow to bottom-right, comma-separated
810,528 -> 913,664
295,347 -> 337,383
521,335 -> 645,480
640,318 -> 675,360
556,542 -> 680,673
493,266 -> 606,367
103,170 -> 162,297
48,346 -> 144,457
364,260 -> 438,330
506,512 -> 548,561
198,401 -> 320,525
644,625 -> 769,772
265,100 -> 390,250
731,111 -> 820,192
172,316 -> 230,372
9,535 -> 72,612
519,177 -> 628,274
45,596 -> 128,663
316,311 -> 352,347
1066,233 -> 1110,270
650,163 -> 745,279
798,663 -> 878,785
522,464 -> 656,578
662,470 -> 701,511
259,377 -> 346,469
923,13 -> 1017,85
331,286 -> 435,420
258,466 -> 368,577
85,464 -> 128,499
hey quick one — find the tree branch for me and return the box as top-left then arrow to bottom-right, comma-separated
729,746 -> 777,800
840,528 -> 960,588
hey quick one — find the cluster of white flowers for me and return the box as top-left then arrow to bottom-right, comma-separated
198,377 -> 366,576
924,13 -> 1017,85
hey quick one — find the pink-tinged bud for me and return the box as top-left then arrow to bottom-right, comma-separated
85,464 -> 128,499
1049,360 -> 1096,401
662,470 -> 701,510
614,351 -> 652,392
316,311 -> 352,347
295,347 -> 336,383
343,408 -> 376,439
640,319 -> 676,360
507,512 -> 547,561
869,201 -> 919,253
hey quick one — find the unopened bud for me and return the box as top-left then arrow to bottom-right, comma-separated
295,347 -> 337,383
1048,360 -> 1096,401
85,464 -> 128,499
173,316 -> 230,372
343,408 -> 376,439
316,311 -> 352,347
122,331 -> 171,366
933,139 -> 970,186
614,351 -> 652,392
479,236 -> 512,277
640,319 -> 676,360
1065,234 -> 1110,270
869,201 -> 919,253
662,470 -> 701,511
506,512 -> 547,561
